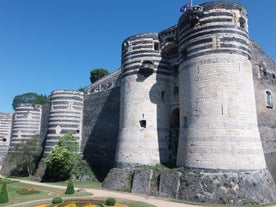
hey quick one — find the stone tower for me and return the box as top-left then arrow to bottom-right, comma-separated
177,1 -> 266,170
10,103 -> 42,149
43,90 -> 84,157
115,33 -> 171,167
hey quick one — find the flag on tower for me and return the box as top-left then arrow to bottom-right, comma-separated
179,0 -> 193,14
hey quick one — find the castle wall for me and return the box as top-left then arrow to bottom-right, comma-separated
0,113 -> 13,165
0,2 -> 276,200
81,70 -> 121,169
81,87 -> 120,168
251,40 -> 276,180
177,2 -> 266,170
43,90 -> 84,157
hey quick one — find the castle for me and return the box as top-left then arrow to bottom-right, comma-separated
1,1 -> 276,204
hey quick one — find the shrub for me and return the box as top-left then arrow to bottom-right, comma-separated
52,197 -> 63,204
0,181 -> 9,203
105,197 -> 116,206
65,177 -> 75,194
17,187 -> 41,195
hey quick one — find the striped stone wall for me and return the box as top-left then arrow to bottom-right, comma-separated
9,104 -> 42,150
0,113 -> 13,165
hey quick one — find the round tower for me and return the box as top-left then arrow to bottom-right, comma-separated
10,104 -> 42,148
177,1 -> 266,170
176,1 -> 276,203
43,90 -> 83,157
115,33 -> 171,167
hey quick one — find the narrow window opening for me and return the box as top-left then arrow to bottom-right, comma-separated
154,42 -> 160,50
172,65 -> 178,77
239,17 -> 246,28
182,48 -> 188,59
183,116 -> 188,128
273,74 -> 276,79
161,91 -> 165,100
264,70 -> 267,76
265,90 -> 273,108
139,120 -> 147,128
76,129 -> 80,134
173,87 -> 179,96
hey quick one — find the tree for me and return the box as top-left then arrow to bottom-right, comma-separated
90,68 -> 109,84
7,135 -> 42,177
45,133 -> 80,181
0,181 -> 9,203
12,92 -> 50,110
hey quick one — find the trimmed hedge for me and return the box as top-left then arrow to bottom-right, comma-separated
65,177 -> 75,194
0,181 -> 9,203
52,197 -> 63,204
106,197 -> 116,206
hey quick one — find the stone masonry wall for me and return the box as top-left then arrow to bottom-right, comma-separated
81,70 -> 121,176
251,40 -> 276,180
0,113 -> 13,166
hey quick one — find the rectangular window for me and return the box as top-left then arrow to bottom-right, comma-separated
266,90 -> 273,108
154,42 -> 160,50
161,91 -> 165,100
139,120 -> 146,128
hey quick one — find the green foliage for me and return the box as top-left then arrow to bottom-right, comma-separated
65,177 -> 75,194
7,134 -> 42,177
90,68 -> 109,84
45,133 -> 80,180
105,197 -> 116,206
58,133 -> 78,151
71,159 -> 97,181
52,196 -> 63,204
12,92 -> 50,110
0,181 -> 9,203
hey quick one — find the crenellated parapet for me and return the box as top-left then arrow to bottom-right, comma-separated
84,68 -> 121,95
159,25 -> 178,58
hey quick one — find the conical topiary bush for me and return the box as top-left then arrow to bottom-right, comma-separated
65,176 -> 74,194
0,181 -> 9,203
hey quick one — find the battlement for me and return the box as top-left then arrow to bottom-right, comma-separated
84,68 -> 121,95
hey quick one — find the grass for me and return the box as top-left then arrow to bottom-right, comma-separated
120,200 -> 157,207
0,179 -> 92,207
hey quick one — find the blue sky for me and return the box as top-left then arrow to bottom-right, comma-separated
1,0 -> 275,112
